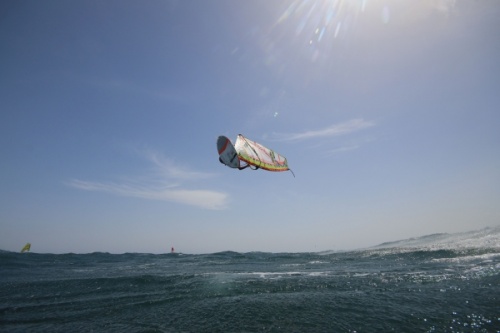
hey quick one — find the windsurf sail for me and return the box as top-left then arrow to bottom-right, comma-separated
234,134 -> 292,174
216,134 -> 294,176
21,243 -> 31,253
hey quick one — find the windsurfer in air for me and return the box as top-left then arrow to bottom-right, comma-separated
217,134 -> 292,176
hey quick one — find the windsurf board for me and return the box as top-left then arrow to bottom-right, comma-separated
217,136 -> 240,169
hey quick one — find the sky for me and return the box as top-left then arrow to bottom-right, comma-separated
1,0 -> 499,254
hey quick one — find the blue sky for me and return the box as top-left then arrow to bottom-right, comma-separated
1,0 -> 499,254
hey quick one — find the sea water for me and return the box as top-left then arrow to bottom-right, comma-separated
1,228 -> 499,332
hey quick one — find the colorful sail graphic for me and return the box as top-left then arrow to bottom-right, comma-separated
234,134 -> 290,172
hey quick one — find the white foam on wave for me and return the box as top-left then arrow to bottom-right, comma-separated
280,263 -> 303,267
431,252 -> 500,263
308,272 -> 328,277
308,260 -> 329,265
372,227 -> 500,251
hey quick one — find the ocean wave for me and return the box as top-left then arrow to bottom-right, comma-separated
371,227 -> 500,251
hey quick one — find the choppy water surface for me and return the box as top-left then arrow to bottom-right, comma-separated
1,228 -> 499,332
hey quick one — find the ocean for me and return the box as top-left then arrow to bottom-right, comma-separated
1,228 -> 499,332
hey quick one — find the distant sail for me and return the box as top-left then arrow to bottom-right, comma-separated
234,134 -> 290,172
21,243 -> 31,253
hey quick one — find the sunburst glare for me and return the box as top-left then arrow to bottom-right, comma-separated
256,0 -> 372,84
257,0 -> 458,84
273,0 -> 366,55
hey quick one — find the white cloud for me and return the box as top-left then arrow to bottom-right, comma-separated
142,149 -> 215,181
274,118 -> 375,141
67,150 -> 228,210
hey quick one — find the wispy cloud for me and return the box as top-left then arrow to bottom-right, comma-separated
274,118 -> 375,142
142,149 -> 216,181
67,150 -> 228,210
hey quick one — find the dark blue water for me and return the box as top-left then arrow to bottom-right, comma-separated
1,229 -> 499,332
